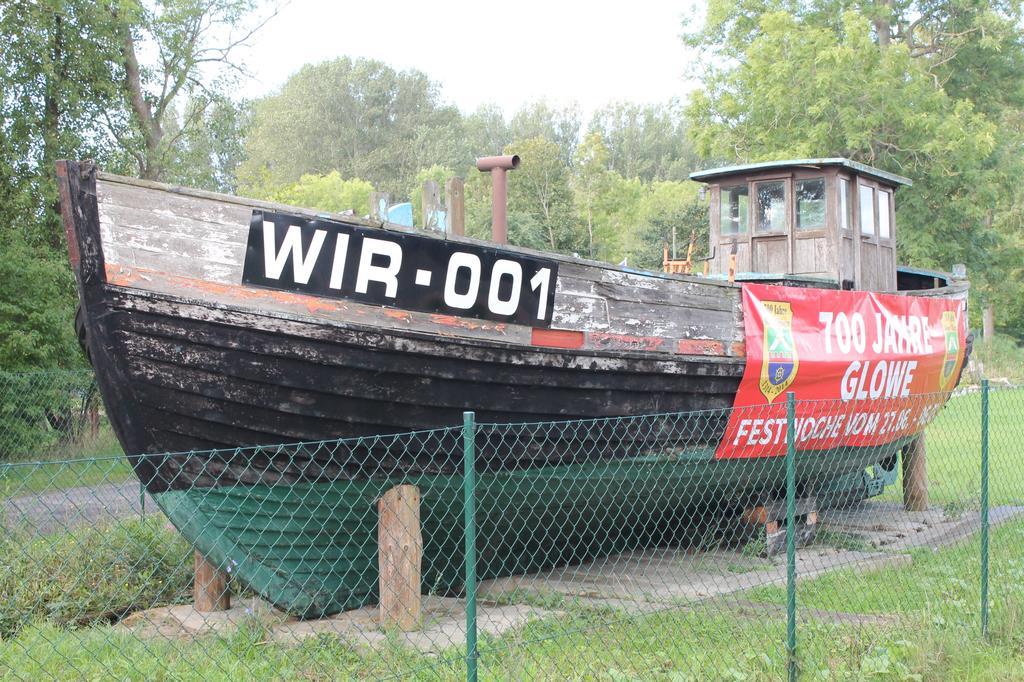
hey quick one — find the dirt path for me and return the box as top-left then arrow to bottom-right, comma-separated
3,480 -> 158,534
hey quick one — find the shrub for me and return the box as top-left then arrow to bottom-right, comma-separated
0,517 -> 192,637
0,370 -> 98,460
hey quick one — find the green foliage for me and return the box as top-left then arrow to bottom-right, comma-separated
238,57 -> 465,196
687,13 -> 995,168
0,0 -> 123,249
0,517 -> 191,637
105,0 -> 264,182
509,101 -> 582,167
506,137 -> 582,253
628,181 -> 706,271
0,0 -> 266,378
169,95 -> 252,194
967,334 -> 1024,384
685,1 -> 1024,337
572,133 -> 617,259
588,100 -> 698,182
0,237 -> 90,462
0,371 -> 97,462
463,104 -> 513,156
265,172 -> 374,217
0,238 -> 80,371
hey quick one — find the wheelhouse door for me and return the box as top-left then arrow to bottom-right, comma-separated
751,177 -> 791,274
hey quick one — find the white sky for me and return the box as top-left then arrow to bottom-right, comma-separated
236,1 -> 703,117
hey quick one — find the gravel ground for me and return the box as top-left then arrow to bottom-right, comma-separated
3,480 -> 158,535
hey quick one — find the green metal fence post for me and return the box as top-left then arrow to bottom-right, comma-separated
786,391 -> 797,682
462,411 -> 479,682
981,379 -> 990,640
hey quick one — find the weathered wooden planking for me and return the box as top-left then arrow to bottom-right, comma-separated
121,317 -> 741,394
107,264 -> 532,347
98,171 -> 737,291
112,289 -> 744,374
104,257 -> 742,352
123,339 -> 733,421
904,281 -> 969,301
97,175 -> 743,348
793,235 -> 831,276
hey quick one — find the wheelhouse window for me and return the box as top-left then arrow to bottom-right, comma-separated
720,184 -> 749,235
878,190 -> 891,238
755,180 -> 786,232
859,184 -> 875,235
839,178 -> 851,231
795,178 -> 825,230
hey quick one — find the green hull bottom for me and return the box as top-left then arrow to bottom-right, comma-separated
155,445 -> 905,619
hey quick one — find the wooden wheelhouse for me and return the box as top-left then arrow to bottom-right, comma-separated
690,158 -> 911,292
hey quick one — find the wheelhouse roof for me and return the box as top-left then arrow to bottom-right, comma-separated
689,158 -> 912,188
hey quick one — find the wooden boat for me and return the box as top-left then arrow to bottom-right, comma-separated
58,157 -> 968,618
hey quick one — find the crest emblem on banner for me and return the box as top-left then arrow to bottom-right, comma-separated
758,300 -> 799,403
939,311 -> 960,390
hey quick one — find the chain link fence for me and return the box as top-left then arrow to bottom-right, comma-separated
1,374 -> 1022,680
0,370 -> 118,462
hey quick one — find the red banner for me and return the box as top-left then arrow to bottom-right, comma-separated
716,283 -> 967,459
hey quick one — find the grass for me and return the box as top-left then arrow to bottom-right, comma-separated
3,521 -> 1024,680
0,513 -> 1021,679
876,386 -> 1024,506
1,387 -> 1022,678
746,518 -> 1024,619
0,456 -> 133,500
964,334 -> 1024,385
0,517 -> 192,638
0,426 -> 131,499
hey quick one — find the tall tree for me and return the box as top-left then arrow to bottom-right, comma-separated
172,95 -> 251,193
463,104 -> 513,157
108,0 -> 271,182
0,0 -> 265,373
588,101 -> 698,181
509,101 -> 582,167
573,133 -> 614,258
238,57 -> 464,196
685,6 -> 1024,333
0,0 -> 122,248
506,137 -> 582,253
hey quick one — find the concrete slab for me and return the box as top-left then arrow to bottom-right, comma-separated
119,595 -> 556,654
118,597 -> 289,640
270,597 -> 555,653
478,546 -> 911,613
478,501 -> 1024,613
117,500 -> 1024,645
819,502 -> 1024,552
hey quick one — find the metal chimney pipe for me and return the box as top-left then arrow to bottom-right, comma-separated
476,154 -> 520,244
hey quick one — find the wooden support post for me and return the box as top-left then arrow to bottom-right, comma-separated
446,177 -> 465,236
903,434 -> 928,511
740,497 -> 818,556
422,181 -> 442,231
378,484 -> 422,630
193,551 -> 230,612
369,192 -> 390,221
